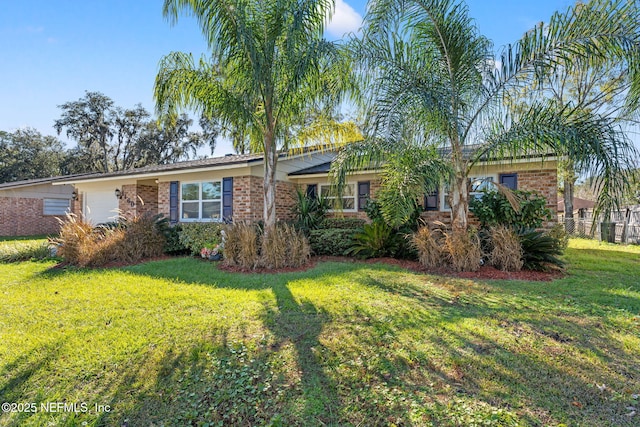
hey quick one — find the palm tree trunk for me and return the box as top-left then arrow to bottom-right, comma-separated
450,171 -> 469,230
263,131 -> 278,230
564,177 -> 575,220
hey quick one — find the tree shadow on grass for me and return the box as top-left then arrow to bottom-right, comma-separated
84,262 -> 343,426
357,271 -> 640,426
0,342 -> 66,426
261,281 -> 338,424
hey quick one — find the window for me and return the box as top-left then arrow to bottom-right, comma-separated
181,181 -> 222,221
424,190 -> 438,211
319,183 -> 356,211
499,173 -> 518,190
357,181 -> 370,211
43,198 -> 70,216
442,175 -> 495,211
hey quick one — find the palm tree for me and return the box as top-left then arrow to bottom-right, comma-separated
332,0 -> 640,229
154,0 -> 356,230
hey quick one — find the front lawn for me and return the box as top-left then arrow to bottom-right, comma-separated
0,239 -> 638,426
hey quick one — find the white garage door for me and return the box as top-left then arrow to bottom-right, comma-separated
83,190 -> 119,224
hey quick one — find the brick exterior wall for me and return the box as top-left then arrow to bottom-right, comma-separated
118,184 -> 159,219
516,169 -> 558,215
231,176 -> 296,222
71,192 -> 83,217
233,176 -> 263,222
158,182 -> 171,219
0,197 -> 66,236
419,168 -> 558,228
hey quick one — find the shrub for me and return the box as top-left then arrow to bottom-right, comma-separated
178,222 -> 224,255
548,223 -> 569,250
319,217 -> 366,230
443,227 -> 482,272
261,223 -> 310,269
412,226 -> 444,269
223,222 -> 310,269
470,190 -> 552,229
56,214 -> 100,266
291,189 -> 329,233
348,221 -> 398,258
309,228 -> 360,256
519,229 -> 565,271
0,240 -> 51,262
161,224 -> 189,255
222,222 -> 260,269
56,213 -> 166,267
488,225 -> 523,271
117,214 -> 166,262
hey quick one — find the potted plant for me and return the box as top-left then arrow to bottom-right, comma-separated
200,241 -> 224,261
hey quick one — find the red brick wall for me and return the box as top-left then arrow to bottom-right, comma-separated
0,197 -> 66,236
71,192 -> 83,217
419,169 -> 558,228
515,169 -> 558,218
136,185 -> 158,218
158,182 -> 171,219
233,176 -> 263,222
232,175 -> 296,222
119,184 -> 159,219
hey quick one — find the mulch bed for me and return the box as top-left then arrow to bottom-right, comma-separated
218,255 -> 564,281
53,254 -> 562,281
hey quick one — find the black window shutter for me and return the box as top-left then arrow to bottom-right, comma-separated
358,181 -> 370,211
424,190 -> 438,211
223,177 -> 233,222
306,184 -> 317,199
500,173 -> 518,190
169,181 -> 179,224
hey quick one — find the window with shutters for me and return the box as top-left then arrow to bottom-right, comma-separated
180,181 -> 222,221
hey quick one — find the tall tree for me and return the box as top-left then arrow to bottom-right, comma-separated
538,61 -> 630,221
55,91 -> 214,173
55,91 -> 115,173
0,129 -> 65,183
333,0 -> 640,229
154,0 -> 356,230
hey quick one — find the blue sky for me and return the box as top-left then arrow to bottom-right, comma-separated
0,0 -> 573,156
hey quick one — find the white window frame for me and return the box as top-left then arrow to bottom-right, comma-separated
43,198 -> 71,216
319,182 -> 357,212
441,175 -> 497,212
180,181 -> 223,222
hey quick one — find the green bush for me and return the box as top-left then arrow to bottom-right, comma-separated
178,222 -> 224,255
309,228 -> 360,256
470,190 -> 552,229
319,217 -> 366,230
348,222 -> 398,258
161,224 -> 189,255
519,229 -> 565,271
291,189 -> 329,233
0,240 -> 51,262
548,223 -> 569,250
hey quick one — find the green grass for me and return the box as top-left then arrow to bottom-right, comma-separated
0,238 -> 639,426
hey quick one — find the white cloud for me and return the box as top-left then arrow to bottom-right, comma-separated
326,0 -> 363,38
